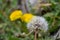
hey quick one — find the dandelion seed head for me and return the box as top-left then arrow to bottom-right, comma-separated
27,16 -> 48,32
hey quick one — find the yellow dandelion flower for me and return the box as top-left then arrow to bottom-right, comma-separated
21,13 -> 34,23
10,10 -> 23,21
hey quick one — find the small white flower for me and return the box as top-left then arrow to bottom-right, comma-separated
27,16 -> 48,32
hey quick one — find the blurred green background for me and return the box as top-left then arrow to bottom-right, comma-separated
0,0 -> 60,40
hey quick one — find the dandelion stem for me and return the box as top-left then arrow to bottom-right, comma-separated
34,28 -> 38,40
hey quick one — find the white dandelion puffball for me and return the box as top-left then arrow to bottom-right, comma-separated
27,16 -> 48,32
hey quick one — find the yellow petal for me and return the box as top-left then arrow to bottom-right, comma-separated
10,10 -> 23,21
21,13 -> 34,23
